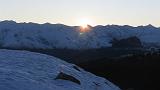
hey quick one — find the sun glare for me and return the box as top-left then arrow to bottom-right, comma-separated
78,18 -> 92,29
76,18 -> 93,34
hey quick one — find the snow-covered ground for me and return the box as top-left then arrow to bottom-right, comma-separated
0,49 -> 120,90
0,20 -> 160,49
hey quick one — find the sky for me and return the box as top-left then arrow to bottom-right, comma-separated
0,0 -> 160,26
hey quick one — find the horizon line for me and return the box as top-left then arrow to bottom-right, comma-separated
0,20 -> 159,28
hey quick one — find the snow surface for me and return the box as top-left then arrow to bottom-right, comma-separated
0,21 -> 160,49
0,49 -> 120,90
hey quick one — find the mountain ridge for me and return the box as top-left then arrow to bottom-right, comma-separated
0,20 -> 160,49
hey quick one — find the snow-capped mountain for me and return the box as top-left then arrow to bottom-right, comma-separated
0,20 -> 160,49
0,49 -> 120,90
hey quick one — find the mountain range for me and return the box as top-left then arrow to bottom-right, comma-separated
0,20 -> 160,49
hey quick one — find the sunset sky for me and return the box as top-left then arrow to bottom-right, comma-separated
0,0 -> 160,26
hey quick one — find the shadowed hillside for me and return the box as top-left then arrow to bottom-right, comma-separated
1,47 -> 159,90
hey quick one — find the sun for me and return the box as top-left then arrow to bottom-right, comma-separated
78,18 -> 92,29
76,18 -> 93,34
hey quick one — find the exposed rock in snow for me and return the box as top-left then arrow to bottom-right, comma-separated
0,49 -> 120,90
55,72 -> 81,85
